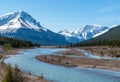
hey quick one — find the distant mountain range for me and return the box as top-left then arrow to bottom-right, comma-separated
76,25 -> 120,47
58,25 -> 111,43
0,10 -> 68,45
89,25 -> 120,41
0,10 -> 117,45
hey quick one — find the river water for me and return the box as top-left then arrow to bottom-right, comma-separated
4,48 -> 120,82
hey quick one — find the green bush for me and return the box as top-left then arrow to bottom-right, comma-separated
2,64 -> 24,82
2,64 -> 13,82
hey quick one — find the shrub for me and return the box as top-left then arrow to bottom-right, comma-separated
2,64 -> 13,82
2,64 -> 24,82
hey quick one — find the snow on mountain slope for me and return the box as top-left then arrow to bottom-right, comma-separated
0,10 -> 46,32
93,29 -> 109,38
0,10 -> 68,45
59,30 -> 73,37
58,30 -> 80,43
74,25 -> 109,39
93,25 -> 117,38
59,25 -> 110,43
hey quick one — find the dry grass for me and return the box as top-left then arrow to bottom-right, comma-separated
80,46 -> 120,58
36,47 -> 120,71
0,48 -> 47,82
56,48 -> 84,56
36,55 -> 76,67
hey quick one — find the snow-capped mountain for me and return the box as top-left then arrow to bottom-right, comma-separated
59,30 -> 73,37
0,10 -> 68,45
59,25 -> 110,43
58,30 -> 80,43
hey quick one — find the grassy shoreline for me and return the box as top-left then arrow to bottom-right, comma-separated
0,47 -> 47,82
35,47 -> 120,72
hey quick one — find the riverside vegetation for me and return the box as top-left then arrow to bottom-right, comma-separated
36,48 -> 120,71
67,25 -> 120,48
0,35 -> 47,82
0,36 -> 37,49
2,64 -> 24,82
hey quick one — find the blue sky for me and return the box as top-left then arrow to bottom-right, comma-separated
0,0 -> 120,32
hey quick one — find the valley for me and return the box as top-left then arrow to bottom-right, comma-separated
3,47 -> 120,82
0,9 -> 120,82
0,0 -> 120,82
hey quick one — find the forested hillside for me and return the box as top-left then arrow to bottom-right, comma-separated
68,25 -> 120,47
0,36 -> 37,48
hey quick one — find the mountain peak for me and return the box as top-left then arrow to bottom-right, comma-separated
0,10 -> 28,18
78,24 -> 108,32
17,10 -> 30,17
18,10 -> 25,13
59,24 -> 110,43
0,11 -> 68,45
0,10 -> 48,32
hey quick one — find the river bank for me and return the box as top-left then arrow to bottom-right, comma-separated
80,46 -> 120,58
0,47 -> 47,82
36,47 -> 120,71
4,47 -> 120,82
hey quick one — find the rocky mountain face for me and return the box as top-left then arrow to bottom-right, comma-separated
0,11 -> 68,45
59,25 -> 110,43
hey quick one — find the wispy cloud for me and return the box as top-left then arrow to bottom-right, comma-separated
99,4 -> 120,13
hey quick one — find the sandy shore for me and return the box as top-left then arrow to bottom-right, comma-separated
36,48 -> 120,71
0,48 -> 47,82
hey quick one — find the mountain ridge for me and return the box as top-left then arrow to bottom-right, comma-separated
75,25 -> 120,47
58,25 -> 110,43
0,11 -> 68,45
